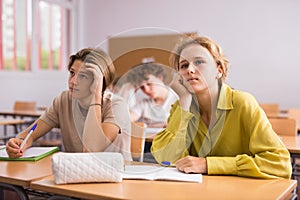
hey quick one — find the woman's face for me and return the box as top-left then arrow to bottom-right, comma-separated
68,60 -> 94,99
178,44 -> 219,94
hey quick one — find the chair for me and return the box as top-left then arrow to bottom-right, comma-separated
13,101 -> 37,130
288,108 -> 300,133
259,103 -> 279,118
269,118 -> 299,177
269,118 -> 297,136
131,122 -> 146,162
13,101 -> 36,112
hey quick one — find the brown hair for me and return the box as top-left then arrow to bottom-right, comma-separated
170,34 -> 229,81
126,62 -> 166,85
67,48 -> 115,92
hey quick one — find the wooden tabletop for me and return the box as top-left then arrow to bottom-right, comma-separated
0,154 -> 53,187
0,152 -> 297,200
280,136 -> 300,154
0,119 -> 26,126
0,110 -> 44,118
30,174 -> 296,200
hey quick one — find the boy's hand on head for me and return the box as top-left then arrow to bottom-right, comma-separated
85,63 -> 104,95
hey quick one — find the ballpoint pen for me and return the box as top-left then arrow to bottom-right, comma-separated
161,161 -> 176,167
19,123 -> 37,150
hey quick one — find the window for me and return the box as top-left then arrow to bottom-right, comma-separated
0,0 -> 76,71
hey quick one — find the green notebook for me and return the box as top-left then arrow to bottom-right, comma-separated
0,146 -> 59,161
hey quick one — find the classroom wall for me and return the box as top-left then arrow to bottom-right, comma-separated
0,0 -> 299,110
79,0 -> 300,110
0,71 -> 68,110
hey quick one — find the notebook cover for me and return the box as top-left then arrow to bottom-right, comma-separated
0,146 -> 59,161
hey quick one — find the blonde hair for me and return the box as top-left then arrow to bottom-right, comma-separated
170,34 -> 229,81
68,48 -> 115,92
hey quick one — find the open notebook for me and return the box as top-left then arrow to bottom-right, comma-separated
0,146 -> 59,161
123,165 -> 202,183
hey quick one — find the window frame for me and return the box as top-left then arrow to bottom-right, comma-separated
0,0 -> 78,72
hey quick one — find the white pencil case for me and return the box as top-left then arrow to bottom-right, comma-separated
52,152 -> 124,184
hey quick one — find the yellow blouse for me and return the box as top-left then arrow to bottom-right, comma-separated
151,84 -> 292,179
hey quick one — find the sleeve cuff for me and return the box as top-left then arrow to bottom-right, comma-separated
207,157 -> 237,175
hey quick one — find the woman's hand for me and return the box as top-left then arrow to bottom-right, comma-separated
170,73 -> 193,110
175,156 -> 207,174
6,138 -> 24,158
85,63 -> 104,96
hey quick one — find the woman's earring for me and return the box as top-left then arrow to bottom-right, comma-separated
217,73 -> 222,79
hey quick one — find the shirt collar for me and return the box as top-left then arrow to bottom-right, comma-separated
217,83 -> 234,111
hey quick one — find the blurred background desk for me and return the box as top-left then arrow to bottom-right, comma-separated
281,136 -> 300,155
145,127 -> 163,142
0,109 -> 44,145
280,136 -> 300,178
0,119 -> 26,144
0,108 -> 61,149
0,110 -> 44,119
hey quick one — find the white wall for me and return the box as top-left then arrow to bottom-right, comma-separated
0,71 -> 68,110
79,0 -> 300,110
0,0 -> 299,110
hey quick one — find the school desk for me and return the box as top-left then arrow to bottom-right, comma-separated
0,152 -> 297,200
0,119 -> 26,144
30,174 -> 297,200
0,110 -> 44,119
0,155 -> 53,199
0,155 -> 53,186
281,135 -> 300,177
281,136 -> 300,155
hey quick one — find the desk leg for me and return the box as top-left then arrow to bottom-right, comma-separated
0,183 -> 29,200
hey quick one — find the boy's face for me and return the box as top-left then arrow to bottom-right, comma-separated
137,75 -> 165,99
68,60 -> 94,99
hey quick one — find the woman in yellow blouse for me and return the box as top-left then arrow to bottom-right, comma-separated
151,34 -> 292,179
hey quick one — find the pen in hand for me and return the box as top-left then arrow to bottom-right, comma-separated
19,123 -> 37,151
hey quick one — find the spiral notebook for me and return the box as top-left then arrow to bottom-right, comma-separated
0,146 -> 59,161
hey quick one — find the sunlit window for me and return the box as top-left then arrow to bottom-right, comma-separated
0,0 -> 74,71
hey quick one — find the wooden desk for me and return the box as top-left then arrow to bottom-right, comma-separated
0,119 -> 28,144
0,155 -> 54,199
0,110 -> 43,139
0,119 -> 26,126
0,153 -> 297,200
280,136 -> 300,178
31,174 -> 296,200
0,155 -> 53,187
281,136 -> 300,155
0,110 -> 44,119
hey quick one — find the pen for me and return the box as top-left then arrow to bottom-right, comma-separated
161,161 -> 176,167
19,123 -> 37,150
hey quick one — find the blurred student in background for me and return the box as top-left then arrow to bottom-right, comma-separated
124,62 -> 178,128
6,48 -> 132,161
